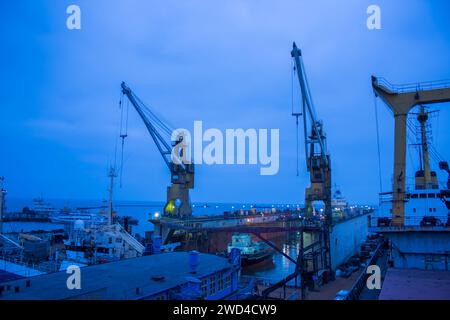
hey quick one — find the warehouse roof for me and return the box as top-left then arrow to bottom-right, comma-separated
0,252 -> 232,300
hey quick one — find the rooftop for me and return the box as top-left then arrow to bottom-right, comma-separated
0,252 -> 232,300
379,268 -> 450,300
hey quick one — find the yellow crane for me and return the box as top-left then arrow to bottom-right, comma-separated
372,77 -> 450,226
121,82 -> 195,218
291,42 -> 332,272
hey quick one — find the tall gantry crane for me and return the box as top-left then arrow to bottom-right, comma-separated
291,42 -> 332,272
121,82 -> 195,218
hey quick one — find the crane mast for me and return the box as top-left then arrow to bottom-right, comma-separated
121,82 -> 194,218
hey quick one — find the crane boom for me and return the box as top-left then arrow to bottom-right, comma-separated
120,82 -> 194,218
291,43 -> 328,166
121,82 -> 173,169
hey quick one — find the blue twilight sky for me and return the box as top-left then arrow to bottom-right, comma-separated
0,0 -> 449,205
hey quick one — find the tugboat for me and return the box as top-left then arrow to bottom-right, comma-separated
227,233 -> 273,267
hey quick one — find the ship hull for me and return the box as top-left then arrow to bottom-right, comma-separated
241,251 -> 274,267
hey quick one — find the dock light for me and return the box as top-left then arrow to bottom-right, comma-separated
154,212 -> 160,219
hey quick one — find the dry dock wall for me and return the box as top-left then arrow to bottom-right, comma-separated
330,214 -> 369,271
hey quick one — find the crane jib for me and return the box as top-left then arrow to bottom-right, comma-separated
120,82 -> 191,173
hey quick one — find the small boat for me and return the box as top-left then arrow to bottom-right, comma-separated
227,233 -> 273,267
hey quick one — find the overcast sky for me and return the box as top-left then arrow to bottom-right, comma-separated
1,0 -> 449,204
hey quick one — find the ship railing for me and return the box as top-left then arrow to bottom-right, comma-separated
374,77 -> 450,94
0,254 -> 43,278
370,215 -> 449,229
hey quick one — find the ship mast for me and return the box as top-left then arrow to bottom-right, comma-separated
414,106 -> 439,190
418,107 -> 432,188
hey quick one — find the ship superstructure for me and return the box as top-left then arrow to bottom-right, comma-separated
371,77 -> 450,273
60,167 -> 145,265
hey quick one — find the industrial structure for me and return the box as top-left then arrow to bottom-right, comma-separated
371,77 -> 450,226
371,77 -> 450,273
291,42 -> 332,275
145,43 -> 373,300
121,82 -> 195,218
5,44 -> 435,301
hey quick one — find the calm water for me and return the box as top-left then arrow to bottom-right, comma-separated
5,197 -> 306,281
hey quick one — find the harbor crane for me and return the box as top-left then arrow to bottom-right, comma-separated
291,42 -> 332,273
120,82 -> 195,218
372,77 -> 450,226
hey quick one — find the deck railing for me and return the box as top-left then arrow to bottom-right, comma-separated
374,77 -> 450,94
344,240 -> 385,300
370,215 -> 449,229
